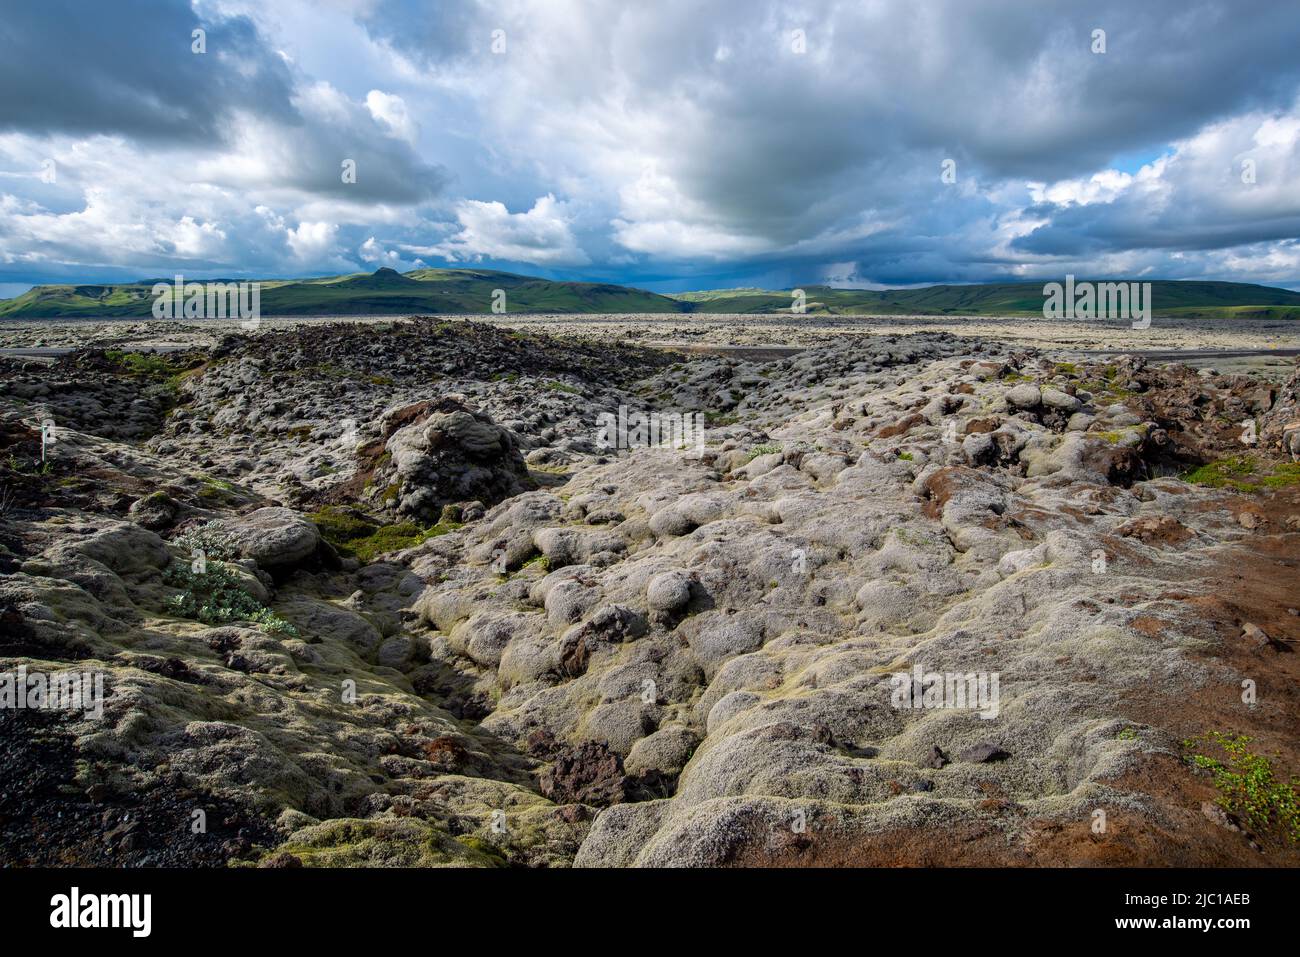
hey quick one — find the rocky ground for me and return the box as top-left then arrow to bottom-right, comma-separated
3,312 -> 1297,376
2,316 -> 1298,867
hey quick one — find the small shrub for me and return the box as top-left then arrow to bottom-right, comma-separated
163,562 -> 297,636
171,520 -> 240,561
252,609 -> 299,636
1185,731 -> 1300,843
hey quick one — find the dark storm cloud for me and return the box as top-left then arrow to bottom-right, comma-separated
0,0 -> 298,141
867,0 -> 1300,180
1015,196 -> 1300,257
1,0 -> 1298,288
596,0 -> 1300,238
352,0 -> 1298,281
0,0 -> 447,208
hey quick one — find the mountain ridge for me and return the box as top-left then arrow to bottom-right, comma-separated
2,268 -> 1299,319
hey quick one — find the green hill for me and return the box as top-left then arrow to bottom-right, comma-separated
0,267 -> 683,318
1,269 -> 1297,320
675,280 -> 1300,319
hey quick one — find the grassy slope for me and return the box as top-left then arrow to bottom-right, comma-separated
677,281 -> 1300,318
2,270 -> 1298,319
0,267 -> 683,318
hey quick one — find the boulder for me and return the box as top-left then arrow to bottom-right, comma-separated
646,570 -> 693,615
1040,387 -> 1082,413
1005,384 -> 1042,409
375,398 -> 534,523
128,491 -> 179,531
1260,363 -> 1300,457
958,742 -> 1009,763
624,724 -> 701,777
225,507 -> 322,570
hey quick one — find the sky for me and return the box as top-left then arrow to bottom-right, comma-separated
1,0 -> 1299,298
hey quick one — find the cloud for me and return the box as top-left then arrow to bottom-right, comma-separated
1028,170 -> 1138,208
3,0 -> 1300,288
365,90 -> 417,144
0,0 -> 449,284
352,0 -> 491,69
286,221 -> 339,260
611,166 -> 776,259
0,0 -> 297,142
200,81 -> 446,205
422,194 -> 590,266
359,235 -> 422,270
349,0 -> 1300,284
0,74 -> 448,281
1014,106 -> 1300,257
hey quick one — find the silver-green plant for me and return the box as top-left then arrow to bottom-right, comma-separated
170,520 -> 240,562
163,561 -> 297,636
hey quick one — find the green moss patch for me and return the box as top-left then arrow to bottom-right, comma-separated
1261,462 -> 1300,489
542,380 -> 581,395
197,477 -> 242,506
519,553 -> 550,573
265,817 -> 504,867
104,349 -> 187,379
310,506 -> 460,564
1180,455 -> 1300,493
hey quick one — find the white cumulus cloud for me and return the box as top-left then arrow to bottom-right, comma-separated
423,194 -> 590,267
